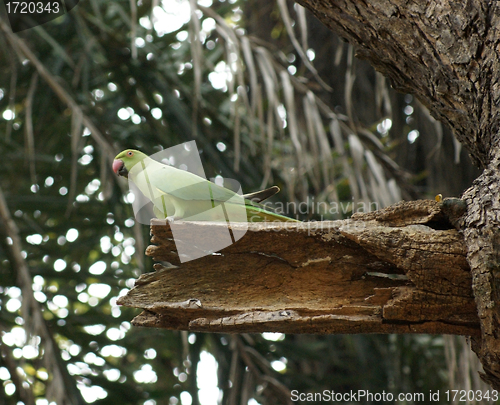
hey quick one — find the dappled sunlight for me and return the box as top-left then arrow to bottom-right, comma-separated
197,351 -> 220,405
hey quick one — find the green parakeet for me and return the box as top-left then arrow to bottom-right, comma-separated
113,149 -> 298,222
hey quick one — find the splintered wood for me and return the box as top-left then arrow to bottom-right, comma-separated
117,199 -> 479,335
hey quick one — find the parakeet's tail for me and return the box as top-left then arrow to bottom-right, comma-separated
243,186 -> 280,203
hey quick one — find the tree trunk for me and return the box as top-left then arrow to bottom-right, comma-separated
290,0 -> 500,388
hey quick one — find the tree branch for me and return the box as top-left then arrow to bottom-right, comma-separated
118,200 -> 478,336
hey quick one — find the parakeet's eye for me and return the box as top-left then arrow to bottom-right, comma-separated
127,151 -> 134,157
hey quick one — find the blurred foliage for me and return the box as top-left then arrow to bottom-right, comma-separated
0,0 -> 489,404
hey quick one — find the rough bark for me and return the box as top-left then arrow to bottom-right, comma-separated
118,200 -> 478,335
462,169 -> 500,388
291,0 -> 500,389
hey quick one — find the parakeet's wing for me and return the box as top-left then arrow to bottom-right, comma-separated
145,162 -> 243,203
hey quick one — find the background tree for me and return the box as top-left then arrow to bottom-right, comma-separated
0,0 -> 491,404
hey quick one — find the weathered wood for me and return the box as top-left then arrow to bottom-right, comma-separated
117,199 -> 479,335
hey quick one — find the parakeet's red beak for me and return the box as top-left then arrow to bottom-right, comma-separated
112,159 -> 123,174
113,159 -> 128,177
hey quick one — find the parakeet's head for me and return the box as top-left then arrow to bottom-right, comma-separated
112,149 -> 148,177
